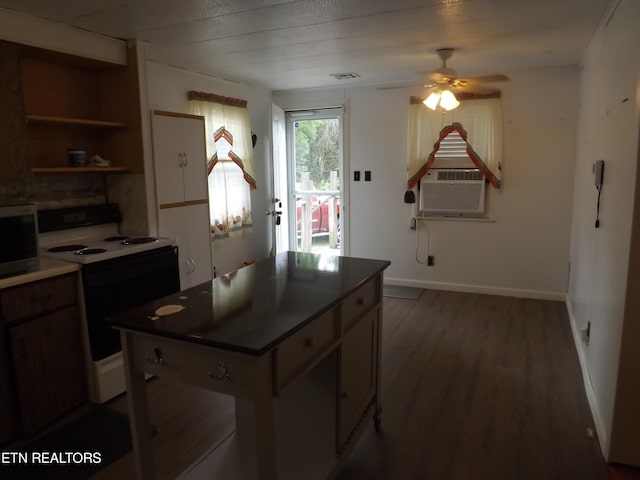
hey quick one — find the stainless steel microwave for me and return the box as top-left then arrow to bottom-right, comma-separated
0,203 -> 39,277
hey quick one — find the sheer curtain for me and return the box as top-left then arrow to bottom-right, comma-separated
407,96 -> 503,189
188,91 -> 256,240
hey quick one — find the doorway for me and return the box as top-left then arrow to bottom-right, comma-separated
283,107 -> 345,256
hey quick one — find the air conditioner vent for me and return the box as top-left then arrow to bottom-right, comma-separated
436,170 -> 484,181
419,168 -> 486,216
329,72 -> 361,80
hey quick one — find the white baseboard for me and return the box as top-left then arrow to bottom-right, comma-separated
383,277 -> 565,301
565,295 -> 609,460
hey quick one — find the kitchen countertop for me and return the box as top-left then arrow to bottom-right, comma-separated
0,258 -> 79,290
110,251 -> 390,355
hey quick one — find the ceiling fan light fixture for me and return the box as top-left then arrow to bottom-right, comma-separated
439,89 -> 460,111
423,91 -> 441,110
423,88 -> 460,112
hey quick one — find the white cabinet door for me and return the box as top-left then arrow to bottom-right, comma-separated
152,112 -> 208,207
152,113 -> 185,206
184,203 -> 213,286
180,116 -> 209,203
159,204 -> 212,290
338,308 -> 376,449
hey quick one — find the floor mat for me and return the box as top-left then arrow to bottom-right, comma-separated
383,285 -> 424,300
0,407 -> 131,480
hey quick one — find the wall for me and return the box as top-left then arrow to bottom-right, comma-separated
274,65 -> 579,300
144,61 -> 274,275
568,0 -> 640,465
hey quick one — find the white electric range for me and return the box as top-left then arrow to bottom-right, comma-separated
38,204 -> 180,403
39,224 -> 175,264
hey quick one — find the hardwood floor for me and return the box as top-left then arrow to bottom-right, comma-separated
92,379 -> 235,480
92,290 -> 615,479
335,290 -> 609,480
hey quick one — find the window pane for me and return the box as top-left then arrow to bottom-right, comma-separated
293,118 -> 340,191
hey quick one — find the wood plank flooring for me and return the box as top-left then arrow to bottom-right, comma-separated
91,290 -> 614,479
335,290 -> 609,480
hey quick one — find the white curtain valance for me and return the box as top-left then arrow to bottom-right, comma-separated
189,91 -> 254,240
407,96 -> 503,189
188,91 -> 256,189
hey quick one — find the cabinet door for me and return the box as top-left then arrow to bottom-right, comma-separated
10,306 -> 87,435
159,203 -> 212,289
338,308 -> 377,449
0,333 -> 18,445
185,202 -> 213,286
180,116 -> 209,203
152,113 -> 186,206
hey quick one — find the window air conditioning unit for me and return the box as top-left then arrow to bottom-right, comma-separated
419,168 -> 486,216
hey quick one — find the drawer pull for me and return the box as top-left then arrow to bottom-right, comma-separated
356,298 -> 365,306
145,347 -> 165,365
208,361 -> 232,382
304,337 -> 316,348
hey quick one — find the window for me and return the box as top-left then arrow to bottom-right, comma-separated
407,96 -> 503,190
188,91 -> 256,240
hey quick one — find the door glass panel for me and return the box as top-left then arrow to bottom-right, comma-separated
288,110 -> 343,255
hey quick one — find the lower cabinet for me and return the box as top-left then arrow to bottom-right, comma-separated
159,203 -> 213,289
0,273 -> 87,440
0,332 -> 18,444
338,307 -> 377,450
9,306 -> 87,435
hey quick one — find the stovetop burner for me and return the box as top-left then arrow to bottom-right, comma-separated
76,248 -> 108,255
104,235 -> 130,242
48,244 -> 88,253
122,237 -> 158,245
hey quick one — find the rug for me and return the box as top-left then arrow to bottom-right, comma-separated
0,407 -> 132,480
383,285 -> 424,300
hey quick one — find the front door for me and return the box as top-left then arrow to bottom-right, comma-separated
271,103 -> 288,255
285,108 -> 345,255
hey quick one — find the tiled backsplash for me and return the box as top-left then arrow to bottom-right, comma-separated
0,174 -> 149,234
0,175 -> 106,210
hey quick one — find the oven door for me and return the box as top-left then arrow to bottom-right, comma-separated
81,246 -> 180,361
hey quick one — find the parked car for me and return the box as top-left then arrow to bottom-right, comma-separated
296,194 -> 340,238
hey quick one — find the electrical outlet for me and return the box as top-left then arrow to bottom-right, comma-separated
427,255 -> 435,266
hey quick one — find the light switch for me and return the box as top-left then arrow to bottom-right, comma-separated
354,171 -> 360,181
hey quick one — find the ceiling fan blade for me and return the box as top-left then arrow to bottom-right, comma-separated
456,74 -> 509,84
453,84 -> 501,95
377,82 -> 433,91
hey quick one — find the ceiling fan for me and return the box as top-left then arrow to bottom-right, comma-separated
383,48 -> 509,111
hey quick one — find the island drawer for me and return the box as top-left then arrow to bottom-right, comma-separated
275,309 -> 339,391
128,333 -> 268,398
1,274 -> 77,324
341,275 -> 379,332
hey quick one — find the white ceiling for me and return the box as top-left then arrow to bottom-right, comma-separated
0,0 -> 611,92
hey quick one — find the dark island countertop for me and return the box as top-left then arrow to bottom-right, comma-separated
109,251 -> 390,356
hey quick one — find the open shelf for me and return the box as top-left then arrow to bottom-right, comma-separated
26,114 -> 126,128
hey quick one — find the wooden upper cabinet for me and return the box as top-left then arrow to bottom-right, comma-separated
10,42 -> 144,175
0,41 -> 29,179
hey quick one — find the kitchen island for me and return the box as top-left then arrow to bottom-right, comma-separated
110,251 -> 390,479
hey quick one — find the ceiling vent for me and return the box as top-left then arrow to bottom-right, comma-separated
330,72 -> 361,80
